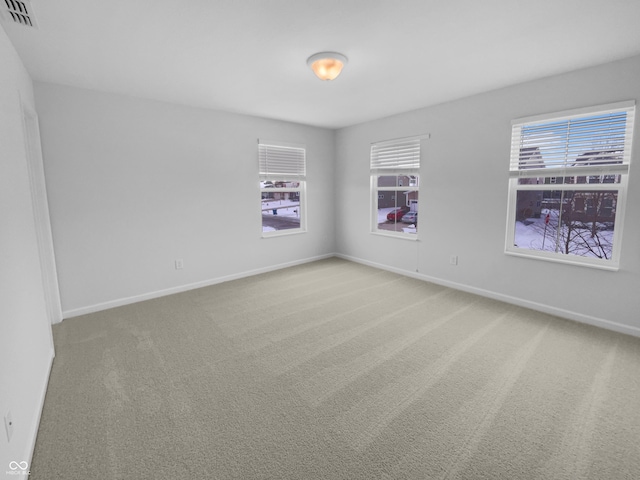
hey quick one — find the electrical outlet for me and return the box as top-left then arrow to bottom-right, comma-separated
449,255 -> 458,266
4,411 -> 13,442
175,259 -> 184,270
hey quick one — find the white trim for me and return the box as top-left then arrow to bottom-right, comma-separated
370,231 -> 418,241
506,102 -> 634,270
510,164 -> 629,179
261,229 -> 307,239
62,252 -> 640,337
21,102 -> 63,326
504,250 -> 619,271
371,133 -> 430,147
512,100 -> 635,125
335,253 -> 640,338
62,254 -> 334,318
257,138 -> 306,150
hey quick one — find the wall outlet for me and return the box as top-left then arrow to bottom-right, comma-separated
175,259 -> 184,270
449,255 -> 458,266
4,411 -> 13,442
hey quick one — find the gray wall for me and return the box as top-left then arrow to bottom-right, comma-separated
335,55 -> 640,336
6,29 -> 638,476
0,26 -> 54,470
35,83 -> 336,316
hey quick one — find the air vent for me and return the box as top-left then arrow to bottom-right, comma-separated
1,0 -> 37,27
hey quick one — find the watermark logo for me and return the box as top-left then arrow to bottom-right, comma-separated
6,461 -> 29,476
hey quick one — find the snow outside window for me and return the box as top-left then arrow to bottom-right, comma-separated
505,101 -> 635,270
259,141 -> 306,237
371,135 -> 424,238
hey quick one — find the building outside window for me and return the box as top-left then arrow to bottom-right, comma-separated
371,136 -> 424,237
505,101 -> 635,269
259,141 -> 306,236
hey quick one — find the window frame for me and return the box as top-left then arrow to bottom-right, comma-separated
258,140 -> 307,238
370,135 -> 426,239
505,101 -> 635,270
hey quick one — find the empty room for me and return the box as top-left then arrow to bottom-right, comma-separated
2,1 -> 640,479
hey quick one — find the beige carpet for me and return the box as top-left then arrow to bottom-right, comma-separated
31,257 -> 640,479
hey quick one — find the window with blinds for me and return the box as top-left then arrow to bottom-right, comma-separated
370,137 -> 421,174
259,143 -> 306,180
258,141 -> 306,236
370,135 -> 424,238
505,101 -> 635,269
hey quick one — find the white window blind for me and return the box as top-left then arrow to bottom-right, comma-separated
510,101 -> 635,179
259,142 -> 306,180
505,101 -> 636,270
370,136 -> 424,174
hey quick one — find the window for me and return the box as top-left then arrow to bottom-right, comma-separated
259,140 -> 306,236
505,101 -> 635,269
371,135 -> 424,237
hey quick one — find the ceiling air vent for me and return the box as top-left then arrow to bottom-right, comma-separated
1,0 -> 37,27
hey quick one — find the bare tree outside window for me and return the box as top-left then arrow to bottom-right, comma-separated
514,190 -> 617,260
506,102 -> 634,269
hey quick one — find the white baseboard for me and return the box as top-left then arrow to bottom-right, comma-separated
61,251 -> 640,338
62,253 -> 335,319
336,253 -> 640,338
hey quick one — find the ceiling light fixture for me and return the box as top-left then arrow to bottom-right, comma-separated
307,52 -> 348,81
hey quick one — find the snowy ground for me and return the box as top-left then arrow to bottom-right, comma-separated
377,207 -> 395,224
262,199 -> 300,217
262,199 -> 300,232
377,207 -> 417,234
514,208 -> 614,259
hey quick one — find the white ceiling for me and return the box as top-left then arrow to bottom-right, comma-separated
3,0 -> 640,129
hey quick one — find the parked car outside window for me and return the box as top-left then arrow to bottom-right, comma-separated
387,206 -> 410,221
402,211 -> 418,224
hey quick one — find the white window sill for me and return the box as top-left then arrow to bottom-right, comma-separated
505,249 -> 619,271
371,230 -> 419,241
261,229 -> 307,239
